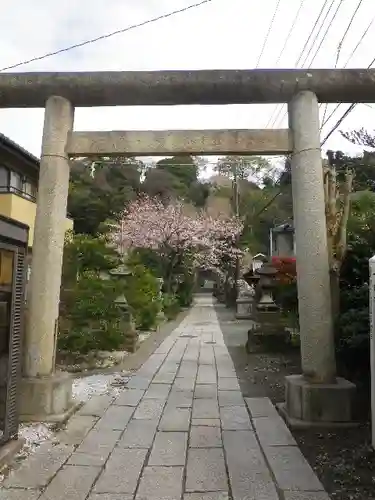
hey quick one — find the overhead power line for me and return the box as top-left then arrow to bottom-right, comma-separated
300,0 -> 339,67
307,0 -> 346,125
303,0 -> 345,67
256,0 -> 283,68
267,0 -> 338,128
272,0 -> 343,127
264,0 -> 306,127
321,2 -> 373,131
321,0 -> 348,125
260,0 -> 336,218
342,13 -> 375,67
335,0 -> 364,65
320,52 -> 375,146
276,0 -> 365,129
261,53 -> 375,219
0,0 -> 213,72
273,0 -> 306,66
254,189 -> 283,217
320,26 -> 375,130
266,0 -> 334,128
321,103 -> 355,146
259,0 -> 369,219
321,0 -> 364,125
294,0 -> 332,66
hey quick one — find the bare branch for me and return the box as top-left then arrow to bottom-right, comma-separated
340,127 -> 375,149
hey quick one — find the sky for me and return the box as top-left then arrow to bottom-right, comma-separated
1,0 -> 375,168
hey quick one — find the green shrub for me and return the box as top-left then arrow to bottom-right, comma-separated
176,273 -> 195,307
62,232 -> 120,283
336,284 -> 370,384
274,281 -> 299,329
124,262 -> 162,330
132,248 -> 164,277
131,248 -> 196,309
59,233 -> 126,354
334,191 -> 375,386
58,274 -> 125,353
162,293 -> 181,320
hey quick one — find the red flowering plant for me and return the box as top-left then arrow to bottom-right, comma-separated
271,256 -> 298,329
271,256 -> 297,285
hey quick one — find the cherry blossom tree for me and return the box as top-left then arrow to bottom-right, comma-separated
112,196 -> 243,289
194,215 -> 243,272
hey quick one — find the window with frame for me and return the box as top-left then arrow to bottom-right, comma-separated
22,179 -> 37,200
0,166 -> 38,200
9,171 -> 22,193
0,167 -> 9,193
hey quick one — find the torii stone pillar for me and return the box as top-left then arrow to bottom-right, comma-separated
19,96 -> 75,421
281,90 -> 355,427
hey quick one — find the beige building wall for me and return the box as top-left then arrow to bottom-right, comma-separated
0,193 -> 73,247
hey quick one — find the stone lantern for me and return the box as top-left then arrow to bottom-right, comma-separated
255,263 -> 278,312
109,263 -> 138,352
236,279 -> 256,320
244,268 -> 260,289
246,262 -> 289,352
252,253 -> 268,273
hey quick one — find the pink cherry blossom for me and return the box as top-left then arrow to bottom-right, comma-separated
112,196 -> 243,271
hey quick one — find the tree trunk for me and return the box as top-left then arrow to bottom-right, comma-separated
323,162 -> 353,330
166,265 -> 175,294
166,253 -> 179,294
224,275 -> 231,307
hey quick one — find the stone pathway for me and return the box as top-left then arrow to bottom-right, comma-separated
0,296 -> 330,500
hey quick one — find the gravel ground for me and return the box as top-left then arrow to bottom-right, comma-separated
16,371 -> 129,460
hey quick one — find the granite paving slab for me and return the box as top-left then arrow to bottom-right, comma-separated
136,466 -> 184,500
149,431 -> 187,466
190,426 -> 222,448
118,419 -> 159,448
39,465 -> 100,500
0,297 -> 330,500
94,448 -> 147,494
186,448 -> 227,492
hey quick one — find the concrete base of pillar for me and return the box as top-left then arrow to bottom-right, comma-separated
278,374 -> 357,428
235,299 -> 253,319
19,371 -> 78,423
0,438 -> 25,468
236,313 -> 252,320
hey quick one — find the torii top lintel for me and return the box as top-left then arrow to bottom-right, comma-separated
0,69 -> 374,108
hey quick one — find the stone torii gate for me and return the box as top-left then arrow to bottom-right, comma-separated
1,68 -> 369,425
